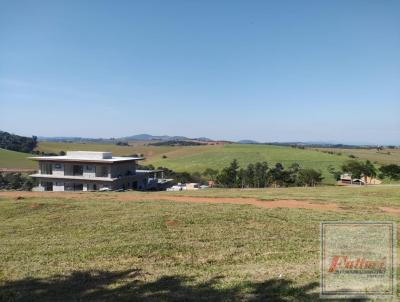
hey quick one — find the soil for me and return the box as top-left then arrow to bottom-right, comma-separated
0,191 -> 341,211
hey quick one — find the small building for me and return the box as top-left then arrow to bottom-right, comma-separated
185,183 -> 200,190
339,173 -> 382,185
29,151 -> 171,191
339,173 -> 353,184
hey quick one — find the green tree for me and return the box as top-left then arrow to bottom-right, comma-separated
254,162 -> 268,188
245,163 -> 255,187
362,160 -> 377,184
216,159 -> 239,187
202,168 -> 219,181
297,169 -> 323,187
379,164 -> 400,180
341,160 -> 365,179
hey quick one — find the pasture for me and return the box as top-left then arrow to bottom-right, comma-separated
313,147 -> 400,165
0,186 -> 399,301
0,149 -> 36,170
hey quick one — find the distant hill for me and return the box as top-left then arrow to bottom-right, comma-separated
39,134 -> 215,143
121,134 -> 190,141
36,134 -> 397,148
237,139 -> 260,144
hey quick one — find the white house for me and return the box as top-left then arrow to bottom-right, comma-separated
29,151 -> 170,191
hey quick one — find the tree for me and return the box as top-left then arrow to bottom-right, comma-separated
268,163 -> 286,187
362,160 -> 377,184
297,169 -> 323,187
237,168 -> 246,188
341,160 -> 377,184
244,163 -> 255,187
379,164 -> 400,180
327,165 -> 341,181
216,159 -> 239,187
254,162 -> 268,188
341,160 -> 365,179
202,168 -> 219,181
0,131 -> 38,153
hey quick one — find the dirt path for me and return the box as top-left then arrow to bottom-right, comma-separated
379,207 -> 400,215
0,191 -> 341,211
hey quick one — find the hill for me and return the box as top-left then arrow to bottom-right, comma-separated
313,147 -> 400,165
0,149 -> 36,169
148,144 -> 349,184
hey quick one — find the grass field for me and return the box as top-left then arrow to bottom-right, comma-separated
0,186 -> 399,301
148,144 -> 349,184
314,147 -> 400,165
0,149 -> 36,169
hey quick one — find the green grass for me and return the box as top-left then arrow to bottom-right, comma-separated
150,144 -> 348,184
0,186 -> 399,301
314,147 -> 400,165
0,149 -> 36,169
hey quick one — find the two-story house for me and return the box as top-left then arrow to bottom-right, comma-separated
29,151 -> 149,191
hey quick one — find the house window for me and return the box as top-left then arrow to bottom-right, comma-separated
96,165 -> 108,177
41,163 -> 53,175
72,165 -> 83,176
42,181 -> 53,191
65,183 -> 83,191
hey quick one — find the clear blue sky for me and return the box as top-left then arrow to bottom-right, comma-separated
1,0 -> 399,144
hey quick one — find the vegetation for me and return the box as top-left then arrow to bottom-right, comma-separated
1,187 -> 400,301
0,149 -> 36,169
215,160 -> 323,188
0,131 -> 37,153
0,173 -> 35,190
379,164 -> 400,180
340,160 -> 377,182
314,147 -> 400,165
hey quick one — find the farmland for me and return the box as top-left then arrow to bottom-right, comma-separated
0,186 -> 399,301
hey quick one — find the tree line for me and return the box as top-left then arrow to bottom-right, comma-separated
203,160 -> 324,188
140,160 -> 324,187
0,131 -> 37,153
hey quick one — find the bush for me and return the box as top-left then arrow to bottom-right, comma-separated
0,173 -> 35,190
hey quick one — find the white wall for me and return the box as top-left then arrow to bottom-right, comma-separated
53,181 -> 64,192
52,163 -> 64,177
83,164 -> 96,178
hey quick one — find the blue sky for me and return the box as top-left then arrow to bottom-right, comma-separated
0,0 -> 399,144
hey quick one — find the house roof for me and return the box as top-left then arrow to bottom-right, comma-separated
28,151 -> 144,163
